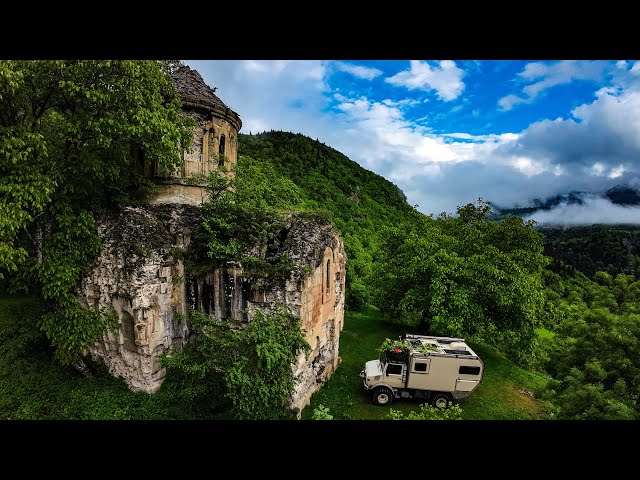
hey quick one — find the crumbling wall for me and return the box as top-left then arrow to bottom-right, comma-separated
78,207 -> 346,414
179,213 -> 346,412
77,204 -> 199,392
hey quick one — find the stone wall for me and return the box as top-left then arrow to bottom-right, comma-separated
78,205 -> 345,413
77,204 -> 198,392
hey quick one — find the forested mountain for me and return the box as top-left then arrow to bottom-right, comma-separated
238,134 -> 547,364
238,131 -> 420,308
238,131 -> 640,418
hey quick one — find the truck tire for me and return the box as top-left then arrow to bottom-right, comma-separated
372,387 -> 394,406
431,392 -> 451,409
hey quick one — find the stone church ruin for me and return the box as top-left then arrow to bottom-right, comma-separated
77,65 -> 346,413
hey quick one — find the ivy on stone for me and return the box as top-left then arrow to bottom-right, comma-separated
0,60 -> 194,361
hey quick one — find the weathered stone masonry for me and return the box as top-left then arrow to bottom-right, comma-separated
78,65 -> 346,413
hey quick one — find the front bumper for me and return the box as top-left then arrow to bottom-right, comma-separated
359,370 -> 370,390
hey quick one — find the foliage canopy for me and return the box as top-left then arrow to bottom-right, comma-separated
0,60 -> 193,361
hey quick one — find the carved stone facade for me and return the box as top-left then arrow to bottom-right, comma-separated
78,65 -> 346,414
78,206 -> 345,412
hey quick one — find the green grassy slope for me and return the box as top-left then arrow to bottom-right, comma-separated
2,296 -> 550,420
302,306 -> 551,420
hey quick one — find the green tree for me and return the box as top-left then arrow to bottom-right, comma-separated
541,308 -> 640,419
0,60 -> 193,361
541,268 -> 640,419
192,161 -> 305,279
373,199 -> 548,363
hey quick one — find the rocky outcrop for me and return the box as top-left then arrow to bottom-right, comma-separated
77,204 -> 199,392
78,205 -> 345,412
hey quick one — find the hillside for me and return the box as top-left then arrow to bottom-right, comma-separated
0,131 -> 553,421
0,296 -> 550,420
238,131 -> 419,308
3,60 -> 637,421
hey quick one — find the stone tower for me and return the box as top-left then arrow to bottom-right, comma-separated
78,65 -> 345,415
150,65 -> 242,206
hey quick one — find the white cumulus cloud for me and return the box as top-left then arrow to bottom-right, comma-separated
184,60 -> 640,217
385,60 -> 465,101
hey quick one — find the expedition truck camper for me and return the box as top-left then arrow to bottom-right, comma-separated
359,334 -> 484,407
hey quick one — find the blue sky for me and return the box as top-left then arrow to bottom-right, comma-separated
185,60 -> 640,224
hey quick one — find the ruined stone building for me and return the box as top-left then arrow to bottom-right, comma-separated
148,66 -> 242,206
77,65 -> 346,413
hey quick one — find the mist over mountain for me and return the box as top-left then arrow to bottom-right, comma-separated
493,185 -> 640,226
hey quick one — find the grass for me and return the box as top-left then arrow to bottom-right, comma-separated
1,295 -> 551,420
302,305 -> 551,420
0,296 -> 224,420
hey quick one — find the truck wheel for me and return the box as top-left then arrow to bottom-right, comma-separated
431,393 -> 451,409
372,387 -> 394,406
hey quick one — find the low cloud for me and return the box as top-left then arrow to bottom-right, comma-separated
524,195 -> 640,225
385,60 -> 465,101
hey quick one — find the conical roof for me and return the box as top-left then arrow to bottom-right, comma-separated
171,65 -> 229,112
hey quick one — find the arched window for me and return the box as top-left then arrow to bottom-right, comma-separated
326,259 -> 331,292
218,134 -> 226,166
208,128 -> 215,161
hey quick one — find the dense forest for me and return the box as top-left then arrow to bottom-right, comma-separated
542,225 -> 640,278
2,61 -> 639,420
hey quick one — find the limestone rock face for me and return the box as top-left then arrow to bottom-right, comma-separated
78,205 -> 345,412
77,204 -> 199,392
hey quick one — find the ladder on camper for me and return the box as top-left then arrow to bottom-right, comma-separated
402,365 -> 408,385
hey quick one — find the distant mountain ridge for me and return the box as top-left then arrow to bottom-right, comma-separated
493,185 -> 640,218
490,184 -> 640,278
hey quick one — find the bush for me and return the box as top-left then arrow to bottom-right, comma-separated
311,404 -> 333,420
388,402 -> 463,420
